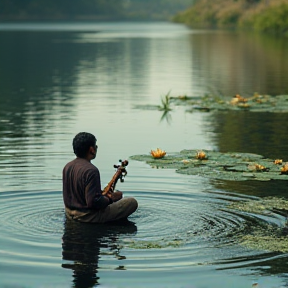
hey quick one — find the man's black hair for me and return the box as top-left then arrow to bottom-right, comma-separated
72,132 -> 96,158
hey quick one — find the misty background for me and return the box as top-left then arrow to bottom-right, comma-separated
0,0 -> 194,21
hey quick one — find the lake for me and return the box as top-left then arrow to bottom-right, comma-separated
0,21 -> 288,288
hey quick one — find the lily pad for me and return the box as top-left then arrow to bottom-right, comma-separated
170,94 -> 288,113
130,149 -> 288,181
133,104 -> 162,111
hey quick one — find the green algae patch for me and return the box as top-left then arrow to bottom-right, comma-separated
241,227 -> 288,253
130,150 -> 288,181
126,239 -> 182,249
226,197 -> 288,253
170,94 -> 288,113
240,223 -> 288,253
228,197 -> 288,215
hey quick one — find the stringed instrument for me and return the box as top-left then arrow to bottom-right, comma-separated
102,159 -> 128,196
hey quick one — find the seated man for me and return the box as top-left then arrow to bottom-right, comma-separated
62,132 -> 138,223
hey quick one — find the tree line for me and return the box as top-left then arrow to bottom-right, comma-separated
173,0 -> 288,35
0,0 -> 194,21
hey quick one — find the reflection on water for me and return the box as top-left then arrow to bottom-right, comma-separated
160,110 -> 172,124
209,110 -> 288,160
62,219 -> 137,287
211,178 -> 288,199
1,185 -> 287,287
190,31 -> 288,96
0,22 -> 288,288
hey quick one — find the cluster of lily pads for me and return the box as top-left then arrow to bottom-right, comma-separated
130,149 -> 288,182
133,93 -> 288,114
170,93 -> 288,113
130,150 -> 288,252
132,92 -> 288,253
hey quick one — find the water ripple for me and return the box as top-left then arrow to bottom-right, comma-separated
0,191 -> 64,237
0,183 -> 287,287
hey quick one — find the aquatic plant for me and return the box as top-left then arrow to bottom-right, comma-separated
241,228 -> 288,253
150,148 -> 166,159
159,91 -> 172,112
130,149 -> 288,181
280,162 -> 288,174
169,94 -> 288,113
227,197 -> 288,253
230,94 -> 248,105
274,159 -> 283,165
135,92 -> 288,114
132,91 -> 173,114
227,197 -> 288,215
196,150 -> 208,160
247,163 -> 269,172
126,239 -> 182,249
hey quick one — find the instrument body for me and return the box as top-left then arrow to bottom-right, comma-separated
102,160 -> 128,196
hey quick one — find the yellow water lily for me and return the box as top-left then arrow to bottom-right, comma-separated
150,148 -> 166,159
230,94 -> 248,105
248,163 -> 268,172
274,159 -> 283,165
280,162 -> 288,174
196,150 -> 207,160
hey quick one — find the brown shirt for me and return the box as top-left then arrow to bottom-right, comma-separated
62,158 -> 110,211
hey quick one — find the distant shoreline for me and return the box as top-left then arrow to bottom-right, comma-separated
0,14 -> 173,23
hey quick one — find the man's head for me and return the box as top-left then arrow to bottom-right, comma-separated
72,132 -> 97,159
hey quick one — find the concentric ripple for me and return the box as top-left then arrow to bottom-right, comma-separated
0,190 -> 64,237
130,190 -> 246,247
0,173 -> 287,287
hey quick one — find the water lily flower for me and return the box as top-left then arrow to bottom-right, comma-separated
280,162 -> 288,174
150,148 -> 166,159
196,150 -> 207,160
248,163 -> 269,172
230,94 -> 248,105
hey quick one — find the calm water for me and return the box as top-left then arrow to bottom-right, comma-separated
0,22 -> 288,288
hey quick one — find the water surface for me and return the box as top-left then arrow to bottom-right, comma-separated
0,22 -> 288,288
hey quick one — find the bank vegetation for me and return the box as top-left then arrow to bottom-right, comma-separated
173,0 -> 288,35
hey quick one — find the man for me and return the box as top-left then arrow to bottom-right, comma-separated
62,132 -> 138,223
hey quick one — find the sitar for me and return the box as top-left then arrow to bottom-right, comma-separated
102,159 -> 128,196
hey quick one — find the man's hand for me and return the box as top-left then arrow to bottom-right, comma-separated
110,190 -> 123,202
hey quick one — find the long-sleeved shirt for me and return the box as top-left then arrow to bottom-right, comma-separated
62,158 -> 110,211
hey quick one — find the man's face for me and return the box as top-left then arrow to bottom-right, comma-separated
92,144 -> 98,159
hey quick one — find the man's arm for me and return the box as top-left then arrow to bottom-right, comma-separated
106,190 -> 123,202
85,168 -> 111,209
